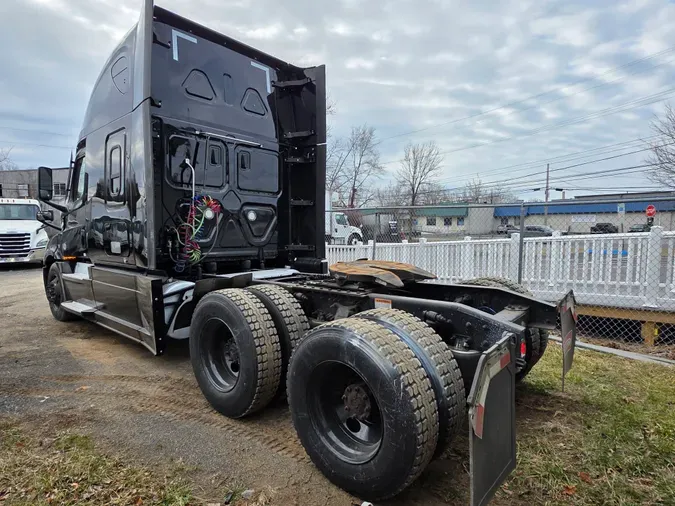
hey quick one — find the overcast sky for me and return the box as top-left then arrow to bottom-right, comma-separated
1,0 -> 675,200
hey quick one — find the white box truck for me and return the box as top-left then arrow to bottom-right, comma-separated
325,191 -> 363,244
0,198 -> 49,264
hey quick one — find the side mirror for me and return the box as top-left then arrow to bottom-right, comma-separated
37,210 -> 54,222
38,166 -> 53,202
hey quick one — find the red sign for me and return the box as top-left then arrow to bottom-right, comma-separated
646,205 -> 656,218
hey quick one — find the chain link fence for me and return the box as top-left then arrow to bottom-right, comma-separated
326,196 -> 675,350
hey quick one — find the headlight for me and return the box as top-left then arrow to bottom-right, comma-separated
36,238 -> 48,248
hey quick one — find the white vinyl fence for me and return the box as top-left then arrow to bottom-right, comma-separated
326,227 -> 675,312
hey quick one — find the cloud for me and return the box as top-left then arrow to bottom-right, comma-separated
344,57 -> 377,70
0,0 -> 672,198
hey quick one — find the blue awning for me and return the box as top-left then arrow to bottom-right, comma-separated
494,200 -> 675,217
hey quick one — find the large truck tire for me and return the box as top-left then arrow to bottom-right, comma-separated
347,233 -> 361,245
463,277 -> 550,381
287,318 -> 439,501
246,284 -> 309,401
355,308 -> 465,458
44,262 -> 78,322
190,288 -> 282,418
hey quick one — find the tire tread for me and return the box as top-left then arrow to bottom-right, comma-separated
210,288 -> 282,416
291,318 -> 439,498
247,284 -> 309,400
247,284 -> 309,354
356,308 -> 465,456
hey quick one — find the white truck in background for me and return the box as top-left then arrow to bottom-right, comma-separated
324,191 -> 363,245
0,198 -> 49,265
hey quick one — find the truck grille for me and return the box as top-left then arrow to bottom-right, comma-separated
0,233 -> 31,258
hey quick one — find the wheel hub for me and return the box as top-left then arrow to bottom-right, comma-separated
342,383 -> 371,420
46,277 -> 60,305
225,338 -> 240,375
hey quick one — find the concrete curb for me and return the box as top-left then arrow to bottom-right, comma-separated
549,336 -> 675,367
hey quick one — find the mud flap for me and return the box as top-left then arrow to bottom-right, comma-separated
558,290 -> 577,391
467,332 -> 517,506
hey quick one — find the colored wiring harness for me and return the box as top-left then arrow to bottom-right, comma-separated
170,195 -> 222,273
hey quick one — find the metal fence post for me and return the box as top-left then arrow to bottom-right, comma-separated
517,203 -> 526,284
367,240 -> 375,260
509,232 -> 520,281
418,237 -> 428,271
464,236 -> 475,280
372,213 -> 379,260
643,226 -> 663,308
550,230 -> 562,288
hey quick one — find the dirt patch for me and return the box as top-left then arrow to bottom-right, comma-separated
0,416 -> 213,505
2,268 -> 674,505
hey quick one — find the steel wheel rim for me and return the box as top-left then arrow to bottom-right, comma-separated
46,270 -> 62,308
307,361 -> 383,464
200,317 -> 240,392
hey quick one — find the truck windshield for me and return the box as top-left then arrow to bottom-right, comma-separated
0,204 -> 39,220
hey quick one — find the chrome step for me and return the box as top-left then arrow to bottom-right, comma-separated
60,300 -> 102,315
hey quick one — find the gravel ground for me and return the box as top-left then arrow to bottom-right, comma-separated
0,265 -> 465,506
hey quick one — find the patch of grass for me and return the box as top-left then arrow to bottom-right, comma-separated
503,344 -> 675,505
0,424 -> 213,505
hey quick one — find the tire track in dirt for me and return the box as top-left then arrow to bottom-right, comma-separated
4,373 -> 309,463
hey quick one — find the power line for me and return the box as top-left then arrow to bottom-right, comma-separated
430,143 -> 666,194
387,86 -> 675,167
412,163 -> 657,198
429,135 -> 660,188
509,166 -> 654,192
375,45 -> 675,145
563,186 -> 664,191
0,139 -> 73,150
0,125 -> 76,138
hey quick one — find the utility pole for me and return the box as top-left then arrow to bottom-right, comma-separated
544,163 -> 550,226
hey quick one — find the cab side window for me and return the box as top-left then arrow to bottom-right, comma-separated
71,156 -> 87,203
105,129 -> 126,203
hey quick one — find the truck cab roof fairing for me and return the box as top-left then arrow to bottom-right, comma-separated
152,6 -> 301,74
78,0 -> 154,139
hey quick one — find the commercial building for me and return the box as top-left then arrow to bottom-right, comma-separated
0,167 -> 70,200
494,191 -> 675,234
342,190 -> 675,239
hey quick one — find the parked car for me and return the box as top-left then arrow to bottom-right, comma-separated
497,224 -> 518,234
629,224 -> 652,233
590,222 -> 619,234
509,225 -> 555,237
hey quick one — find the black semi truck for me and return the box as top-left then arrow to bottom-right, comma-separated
35,2 -> 577,504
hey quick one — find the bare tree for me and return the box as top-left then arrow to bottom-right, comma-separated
340,125 -> 384,207
452,177 -> 516,204
326,137 -> 351,197
459,178 -> 485,203
647,103 -> 675,188
0,148 -> 18,171
375,183 -> 407,207
324,96 -> 352,200
326,94 -> 337,118
418,182 -> 452,205
396,141 -> 443,206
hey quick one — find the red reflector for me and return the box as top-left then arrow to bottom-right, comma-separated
499,351 -> 511,369
475,404 -> 485,438
520,342 -> 527,357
